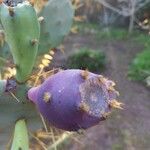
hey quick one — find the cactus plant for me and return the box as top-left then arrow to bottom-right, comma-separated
11,119 -> 29,150
0,0 -> 122,148
0,1 -> 40,82
38,0 -> 74,54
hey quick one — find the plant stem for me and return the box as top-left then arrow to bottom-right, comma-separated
11,119 -> 29,150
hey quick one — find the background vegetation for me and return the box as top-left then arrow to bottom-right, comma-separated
67,47 -> 105,72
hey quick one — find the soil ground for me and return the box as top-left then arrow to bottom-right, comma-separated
51,33 -> 150,150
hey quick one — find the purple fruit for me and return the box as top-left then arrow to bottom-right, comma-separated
28,69 -> 122,131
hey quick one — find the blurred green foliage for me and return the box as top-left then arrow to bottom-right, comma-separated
76,22 -> 128,40
132,32 -> 150,46
96,28 -> 128,40
112,144 -> 123,150
129,31 -> 150,83
76,22 -> 150,84
67,47 -> 105,72
128,49 -> 150,81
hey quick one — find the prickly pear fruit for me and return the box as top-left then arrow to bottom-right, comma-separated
28,69 -> 122,131
38,0 -> 74,54
0,1 -> 40,82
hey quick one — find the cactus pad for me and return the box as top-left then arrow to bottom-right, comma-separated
38,0 -> 74,54
0,1 -> 40,82
0,81 -> 42,149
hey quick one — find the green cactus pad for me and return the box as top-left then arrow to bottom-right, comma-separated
0,2 -> 40,82
38,0 -> 74,54
11,119 -> 29,150
0,30 -> 11,59
0,84 -> 42,149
